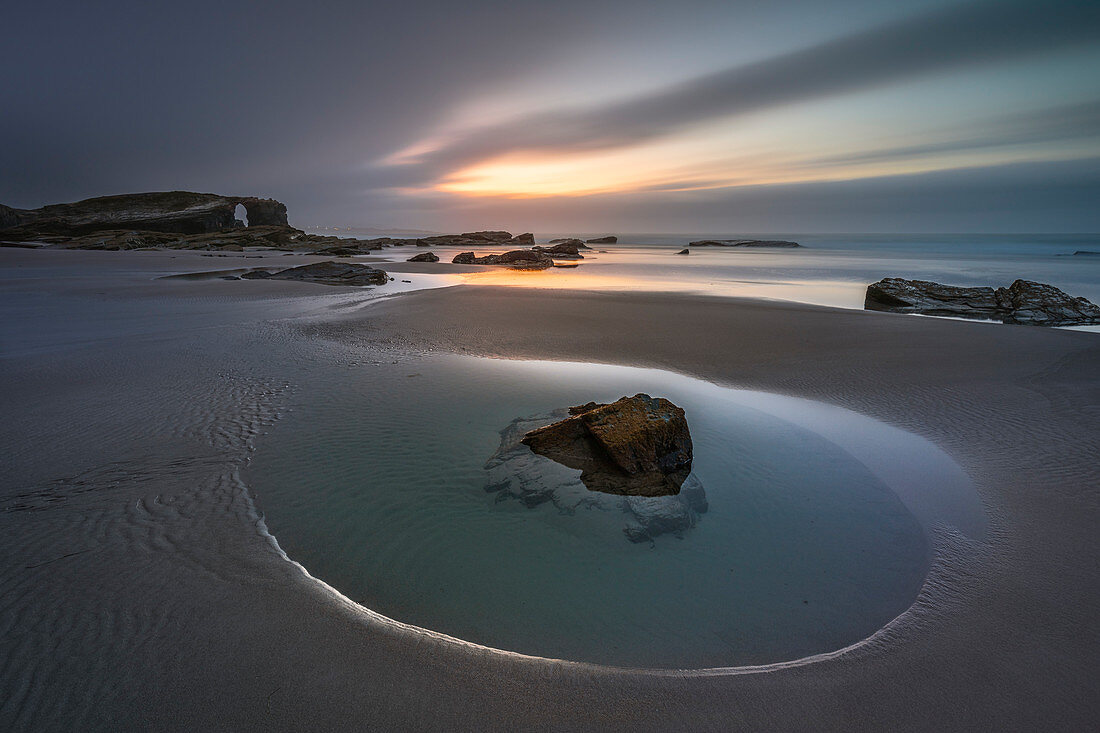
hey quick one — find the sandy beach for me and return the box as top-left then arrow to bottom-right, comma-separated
2,248 -> 1098,730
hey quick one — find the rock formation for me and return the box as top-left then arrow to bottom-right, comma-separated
548,238 -> 590,248
240,261 -> 388,286
484,407 -> 707,543
585,236 -> 617,244
532,242 -> 584,259
407,251 -> 439,262
451,249 -> 554,269
689,239 -> 801,248
676,248 -> 690,255
864,278 -> 1100,326
521,394 -> 693,497
0,191 -> 288,236
414,231 -> 535,248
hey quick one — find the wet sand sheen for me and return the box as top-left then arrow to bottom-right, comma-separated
1,249 -> 1098,730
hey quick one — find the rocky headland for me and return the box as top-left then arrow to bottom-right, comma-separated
0,192 -> 542,258
865,277 -> 1100,326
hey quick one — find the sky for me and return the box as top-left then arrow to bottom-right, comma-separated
2,0 -> 1099,232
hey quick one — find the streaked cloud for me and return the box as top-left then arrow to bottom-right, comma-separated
381,0 -> 1100,189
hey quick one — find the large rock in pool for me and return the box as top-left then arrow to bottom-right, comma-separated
521,394 -> 693,497
241,260 -> 388,286
865,277 -> 1100,326
484,407 -> 707,543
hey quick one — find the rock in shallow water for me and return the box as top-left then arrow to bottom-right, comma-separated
450,249 -> 554,269
864,277 -> 1100,326
484,407 -> 707,543
521,394 -> 693,497
240,260 -> 388,286
406,251 -> 439,262
689,239 -> 801,248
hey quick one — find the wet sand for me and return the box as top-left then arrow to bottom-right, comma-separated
1,248 -> 1098,730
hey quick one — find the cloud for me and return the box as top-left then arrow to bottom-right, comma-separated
381,0 -> 1100,186
810,100 -> 1100,166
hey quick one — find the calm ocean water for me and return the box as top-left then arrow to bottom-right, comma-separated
346,231 -> 1100,319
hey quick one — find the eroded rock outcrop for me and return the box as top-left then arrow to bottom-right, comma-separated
484,406 -> 707,543
0,191 -> 289,236
585,236 -> 617,244
407,251 -> 439,262
689,239 -> 801,248
241,261 -> 388,286
548,238 -> 590,248
864,278 -> 1100,326
521,394 -> 693,497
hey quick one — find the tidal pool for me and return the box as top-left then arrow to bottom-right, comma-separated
245,356 -> 981,668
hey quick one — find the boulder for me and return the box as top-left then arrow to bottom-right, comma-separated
864,277 -> 1100,326
407,251 -> 439,262
547,237 -> 587,248
676,248 -> 690,255
484,408 -> 707,542
585,236 -> 617,244
689,239 -> 800,247
521,394 -> 693,497
996,279 -> 1100,326
452,251 -> 476,264
240,260 -> 388,286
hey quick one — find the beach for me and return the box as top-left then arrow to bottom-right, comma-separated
2,247 -> 1098,730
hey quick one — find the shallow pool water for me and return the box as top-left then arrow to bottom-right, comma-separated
246,356 -> 978,668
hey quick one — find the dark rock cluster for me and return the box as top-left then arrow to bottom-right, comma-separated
865,278 -> 1100,326
451,249 -> 554,269
532,242 -> 584,259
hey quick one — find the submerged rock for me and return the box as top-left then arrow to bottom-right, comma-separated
407,251 -> 439,262
521,394 -> 693,497
689,239 -> 801,248
585,236 -> 617,244
241,260 -> 388,286
864,277 -> 1100,326
484,407 -> 707,543
676,248 -> 690,255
